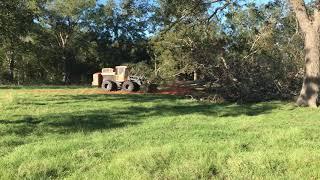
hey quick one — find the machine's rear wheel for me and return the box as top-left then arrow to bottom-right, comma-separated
102,81 -> 116,91
122,81 -> 136,92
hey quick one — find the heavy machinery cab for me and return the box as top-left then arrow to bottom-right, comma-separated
101,66 -> 129,82
115,66 -> 129,82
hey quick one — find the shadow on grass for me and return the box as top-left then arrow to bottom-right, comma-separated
60,94 -> 184,103
126,103 -> 279,117
0,110 -> 140,136
51,94 -> 281,117
0,94 -> 283,136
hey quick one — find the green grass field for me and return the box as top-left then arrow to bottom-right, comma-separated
1,86 -> 320,179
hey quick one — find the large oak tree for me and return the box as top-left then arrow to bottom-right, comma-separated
289,0 -> 320,107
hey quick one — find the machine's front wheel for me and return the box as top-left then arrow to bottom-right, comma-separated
102,81 -> 116,91
122,81 -> 136,92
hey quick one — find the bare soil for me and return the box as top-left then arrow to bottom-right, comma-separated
24,86 -> 193,96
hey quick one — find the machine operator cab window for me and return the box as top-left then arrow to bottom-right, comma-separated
115,66 -> 129,82
102,68 -> 115,75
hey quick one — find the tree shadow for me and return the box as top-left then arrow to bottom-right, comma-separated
126,102 -> 281,118
0,94 -> 283,137
51,94 -> 184,103
53,94 -> 282,117
0,109 -> 140,136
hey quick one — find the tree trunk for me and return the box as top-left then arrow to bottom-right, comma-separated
296,31 -> 320,107
289,0 -> 320,107
62,49 -> 75,84
9,58 -> 14,82
57,32 -> 71,84
5,51 -> 15,83
62,53 -> 70,84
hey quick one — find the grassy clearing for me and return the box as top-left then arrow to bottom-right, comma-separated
1,87 -> 320,179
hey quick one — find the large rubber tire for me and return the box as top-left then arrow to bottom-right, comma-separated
122,81 -> 135,92
101,81 -> 116,91
133,82 -> 140,91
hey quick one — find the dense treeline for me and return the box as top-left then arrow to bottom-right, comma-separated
0,0 -> 311,101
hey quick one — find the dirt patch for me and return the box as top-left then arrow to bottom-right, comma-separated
15,81 -> 198,96
24,89 -> 142,95
157,86 -> 193,95
23,87 -> 192,96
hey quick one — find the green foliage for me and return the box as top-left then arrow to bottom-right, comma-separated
127,61 -> 153,77
152,1 -> 304,101
87,0 -> 152,67
0,0 -> 34,41
46,0 -> 95,18
0,0 -> 308,101
152,23 -> 223,81
0,0 -> 35,83
0,0 -> 153,85
218,2 -> 304,101
2,87 -> 320,178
